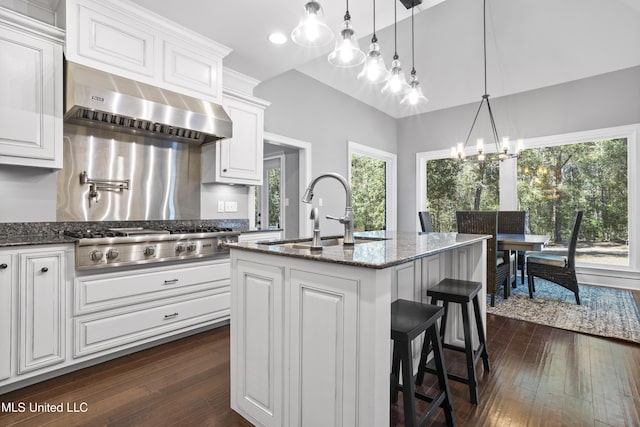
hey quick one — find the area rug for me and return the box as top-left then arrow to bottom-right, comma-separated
487,279 -> 640,343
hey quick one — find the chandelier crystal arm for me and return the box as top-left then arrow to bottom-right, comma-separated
464,97 -> 487,146
485,97 -> 501,149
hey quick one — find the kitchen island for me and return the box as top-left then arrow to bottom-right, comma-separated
228,231 -> 489,427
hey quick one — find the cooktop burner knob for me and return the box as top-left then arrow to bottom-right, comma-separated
144,246 -> 155,256
89,250 -> 103,261
175,243 -> 186,253
187,243 -> 197,252
106,249 -> 119,260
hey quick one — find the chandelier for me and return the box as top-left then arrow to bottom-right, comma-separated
451,0 -> 522,161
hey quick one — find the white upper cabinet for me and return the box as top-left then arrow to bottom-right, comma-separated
63,0 -> 231,103
0,8 -> 63,169
202,91 -> 269,185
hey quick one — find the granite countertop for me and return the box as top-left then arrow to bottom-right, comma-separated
0,219 -> 250,248
226,230 -> 490,269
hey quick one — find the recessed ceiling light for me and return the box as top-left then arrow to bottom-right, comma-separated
269,32 -> 287,45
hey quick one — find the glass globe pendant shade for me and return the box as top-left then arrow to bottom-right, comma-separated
381,58 -> 409,95
327,19 -> 365,68
291,1 -> 334,47
400,73 -> 428,105
357,42 -> 389,84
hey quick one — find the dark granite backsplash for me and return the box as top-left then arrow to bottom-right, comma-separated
0,219 -> 250,237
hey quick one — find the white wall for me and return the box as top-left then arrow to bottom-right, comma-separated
255,70 -> 398,235
397,65 -> 640,231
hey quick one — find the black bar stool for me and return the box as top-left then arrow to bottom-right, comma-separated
417,278 -> 489,405
391,299 -> 455,427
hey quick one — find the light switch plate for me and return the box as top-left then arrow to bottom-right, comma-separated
225,201 -> 238,212
217,201 -> 225,212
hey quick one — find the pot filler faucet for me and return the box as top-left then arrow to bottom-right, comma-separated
302,172 -> 354,246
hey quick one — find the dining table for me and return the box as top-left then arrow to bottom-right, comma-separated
497,233 -> 550,297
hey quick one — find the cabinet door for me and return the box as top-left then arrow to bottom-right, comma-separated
162,40 -> 222,102
18,250 -> 65,374
232,260 -> 284,427
288,269 -> 358,427
0,254 -> 11,381
217,96 -> 264,184
71,0 -> 155,77
0,20 -> 63,168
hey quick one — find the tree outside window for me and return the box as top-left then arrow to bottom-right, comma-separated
351,153 -> 386,231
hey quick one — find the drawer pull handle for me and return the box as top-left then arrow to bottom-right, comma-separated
163,279 -> 179,285
0,264 -> 7,269
41,267 -> 49,273
164,312 -> 179,320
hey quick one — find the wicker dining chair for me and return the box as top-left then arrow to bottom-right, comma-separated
526,211 -> 584,305
497,211 -> 527,286
419,211 -> 433,232
456,211 -> 510,307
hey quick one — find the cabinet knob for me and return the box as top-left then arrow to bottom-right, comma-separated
222,168 -> 228,173
41,267 -> 49,273
0,263 -> 7,269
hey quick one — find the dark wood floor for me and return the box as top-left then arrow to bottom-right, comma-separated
1,315 -> 639,427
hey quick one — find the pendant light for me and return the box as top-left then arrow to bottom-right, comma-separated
328,0 -> 366,68
291,1 -> 334,47
400,2 -> 428,105
381,0 -> 409,95
451,0 -> 522,161
357,0 -> 389,84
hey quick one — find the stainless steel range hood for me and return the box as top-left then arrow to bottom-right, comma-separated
63,61 -> 232,144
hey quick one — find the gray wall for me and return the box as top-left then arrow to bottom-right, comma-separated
0,165 -> 57,222
256,70 -> 398,235
397,65 -> 640,232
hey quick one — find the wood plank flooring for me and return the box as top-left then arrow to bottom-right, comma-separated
1,314 -> 639,427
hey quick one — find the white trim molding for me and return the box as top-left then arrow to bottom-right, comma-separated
263,131 -> 313,238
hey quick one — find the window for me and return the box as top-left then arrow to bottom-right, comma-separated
517,139 -> 628,266
348,141 -> 397,232
256,155 -> 284,229
416,124 -> 639,281
426,158 -> 499,231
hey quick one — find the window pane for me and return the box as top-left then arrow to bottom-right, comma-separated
267,168 -> 281,228
517,139 -> 628,266
426,158 -> 499,231
351,153 -> 386,231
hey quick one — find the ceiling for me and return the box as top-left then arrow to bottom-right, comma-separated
126,0 -> 640,119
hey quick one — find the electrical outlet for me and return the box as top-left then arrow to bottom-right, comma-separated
225,201 -> 238,212
217,201 -> 225,212
318,198 -> 323,207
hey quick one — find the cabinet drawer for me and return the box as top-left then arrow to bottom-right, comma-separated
75,290 -> 229,357
75,260 -> 230,315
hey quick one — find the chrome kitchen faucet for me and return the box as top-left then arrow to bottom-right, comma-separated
302,172 -> 354,246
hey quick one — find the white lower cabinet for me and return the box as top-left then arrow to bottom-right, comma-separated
288,269 -> 359,427
18,248 -> 66,374
232,259 -> 285,427
73,258 -> 231,359
0,254 -> 12,381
